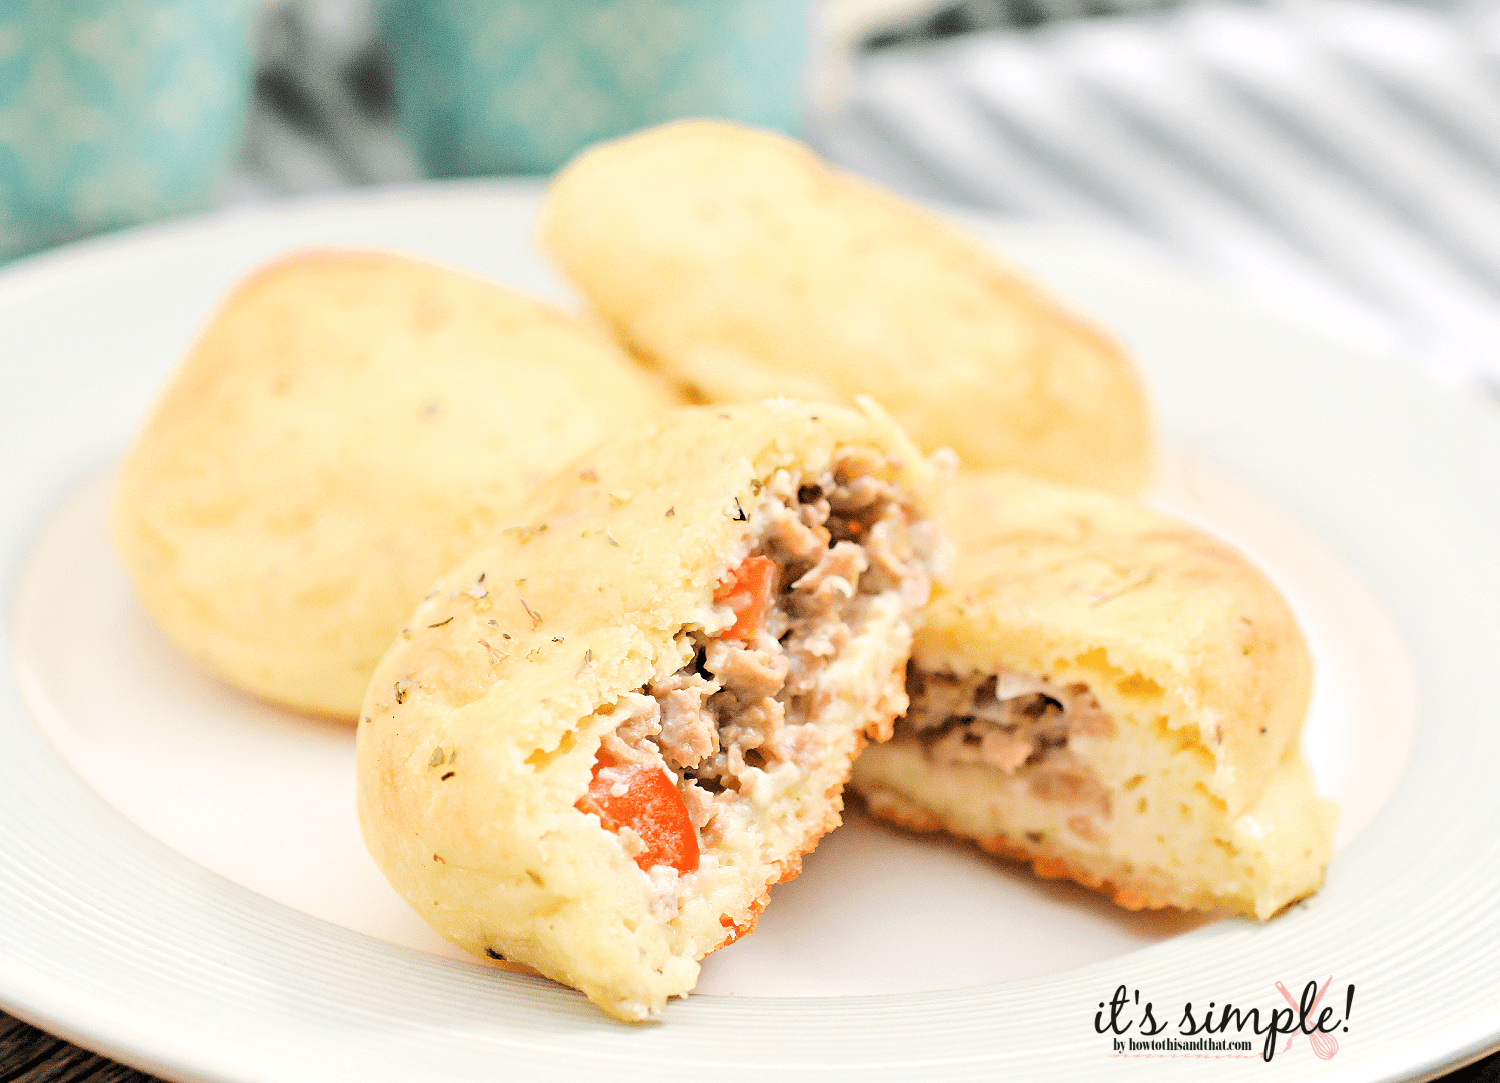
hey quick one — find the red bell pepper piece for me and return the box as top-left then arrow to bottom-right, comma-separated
581,762 -> 699,874
714,554 -> 777,641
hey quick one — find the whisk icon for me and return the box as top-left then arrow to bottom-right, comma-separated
1277,976 -> 1339,1059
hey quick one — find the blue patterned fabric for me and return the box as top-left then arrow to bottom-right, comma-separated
0,0 -> 254,260
378,0 -> 810,175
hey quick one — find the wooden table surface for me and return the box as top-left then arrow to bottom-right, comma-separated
1,1012 -> 159,1083
4,1005 -> 1499,1083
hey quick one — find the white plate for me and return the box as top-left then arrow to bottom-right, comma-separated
1,182 -> 1498,1081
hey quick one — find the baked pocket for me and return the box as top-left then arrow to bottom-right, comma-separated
356,399 -> 943,1019
542,119 -> 1152,495
111,249 -> 677,719
853,470 -> 1336,920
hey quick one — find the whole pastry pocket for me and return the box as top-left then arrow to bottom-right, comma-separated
542,119 -> 1153,495
852,471 -> 1336,920
356,400 -> 943,1020
111,248 -> 677,720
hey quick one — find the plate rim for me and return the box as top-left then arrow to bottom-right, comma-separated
3,179 -> 1499,1083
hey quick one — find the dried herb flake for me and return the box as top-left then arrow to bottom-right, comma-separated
519,596 -> 542,628
1089,569 -> 1158,607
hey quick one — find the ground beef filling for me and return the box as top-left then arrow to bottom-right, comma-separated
595,449 -> 934,856
898,666 -> 1116,836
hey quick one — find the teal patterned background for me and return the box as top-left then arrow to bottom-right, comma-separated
379,0 -> 810,176
0,0 -> 254,260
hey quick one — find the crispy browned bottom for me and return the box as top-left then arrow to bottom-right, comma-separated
701,650 -> 904,954
704,707 -> 898,955
857,782 -> 1171,912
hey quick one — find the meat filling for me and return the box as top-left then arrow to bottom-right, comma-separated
592,448 -> 935,863
898,666 -> 1116,830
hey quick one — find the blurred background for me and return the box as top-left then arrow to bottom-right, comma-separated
3,0 -> 1500,397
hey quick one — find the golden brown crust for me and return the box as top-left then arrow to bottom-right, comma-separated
112,248 -> 679,718
542,119 -> 1153,495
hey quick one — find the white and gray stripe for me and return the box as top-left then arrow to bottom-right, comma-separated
818,0 -> 1500,394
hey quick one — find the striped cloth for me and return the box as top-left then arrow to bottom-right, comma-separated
818,0 -> 1500,394
232,0 -> 1500,395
